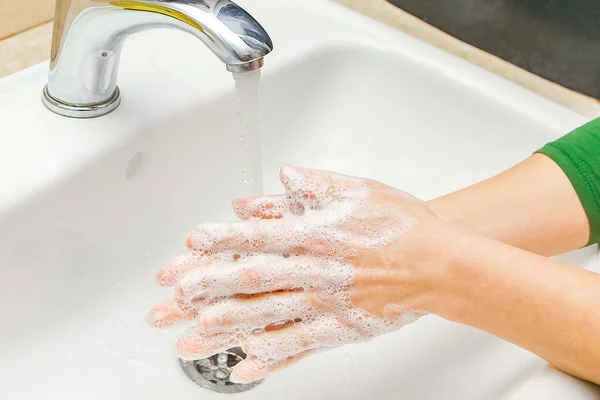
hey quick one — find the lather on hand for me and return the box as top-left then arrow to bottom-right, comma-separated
148,119 -> 600,386
148,165 -> 442,383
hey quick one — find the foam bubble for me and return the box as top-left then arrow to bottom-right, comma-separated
167,168 -> 425,376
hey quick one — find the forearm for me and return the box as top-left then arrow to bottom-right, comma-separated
429,225 -> 600,384
428,153 -> 590,256
423,120 -> 600,383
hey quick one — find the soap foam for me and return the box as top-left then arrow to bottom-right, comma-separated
164,167 -> 424,376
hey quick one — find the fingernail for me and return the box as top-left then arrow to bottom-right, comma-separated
232,198 -> 249,219
146,309 -> 163,328
146,303 -> 179,328
200,313 -> 222,329
230,359 -> 265,384
176,278 -> 207,302
186,235 -> 195,249
155,267 -> 174,287
231,197 -> 245,208
175,333 -> 210,360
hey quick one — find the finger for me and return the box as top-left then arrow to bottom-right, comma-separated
175,316 -> 340,362
229,318 -> 341,382
230,349 -> 317,384
176,256 -> 349,305
186,219 -> 308,253
232,194 -> 309,220
156,249 -> 253,287
175,327 -> 237,360
147,298 -> 198,328
244,316 -> 343,362
279,165 -> 364,202
232,195 -> 289,220
156,251 -> 222,287
198,291 -> 313,331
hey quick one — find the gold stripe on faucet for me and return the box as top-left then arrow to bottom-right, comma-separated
110,1 -> 205,32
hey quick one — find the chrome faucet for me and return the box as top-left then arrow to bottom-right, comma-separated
42,0 -> 273,118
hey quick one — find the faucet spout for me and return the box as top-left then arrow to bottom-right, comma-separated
42,0 -> 273,118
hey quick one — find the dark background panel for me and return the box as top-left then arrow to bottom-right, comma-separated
387,0 -> 600,98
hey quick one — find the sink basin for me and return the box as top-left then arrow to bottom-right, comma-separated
1,0 -> 599,399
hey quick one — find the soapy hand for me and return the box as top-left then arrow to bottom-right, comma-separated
148,166 -> 445,383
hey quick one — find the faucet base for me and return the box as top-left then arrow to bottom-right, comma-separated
42,85 -> 121,119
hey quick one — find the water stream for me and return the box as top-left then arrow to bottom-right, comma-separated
232,69 -> 265,197
208,69 -> 266,386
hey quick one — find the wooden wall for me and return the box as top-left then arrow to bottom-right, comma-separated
0,0 -> 55,40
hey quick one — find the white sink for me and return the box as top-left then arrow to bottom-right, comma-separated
1,0 -> 599,399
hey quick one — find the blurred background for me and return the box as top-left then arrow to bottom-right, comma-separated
388,0 -> 600,98
1,0 -> 599,107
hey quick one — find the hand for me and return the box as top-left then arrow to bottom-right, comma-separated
148,166 -> 448,383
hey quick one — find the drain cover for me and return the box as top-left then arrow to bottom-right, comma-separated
179,347 -> 263,393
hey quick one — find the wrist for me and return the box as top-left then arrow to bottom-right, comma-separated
383,217 -> 468,316
411,220 -> 481,320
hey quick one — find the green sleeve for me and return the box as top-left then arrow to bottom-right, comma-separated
536,118 -> 600,245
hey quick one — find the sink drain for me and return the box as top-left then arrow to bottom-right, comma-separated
179,347 -> 263,393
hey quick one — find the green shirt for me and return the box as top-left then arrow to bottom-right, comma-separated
537,118 -> 600,245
